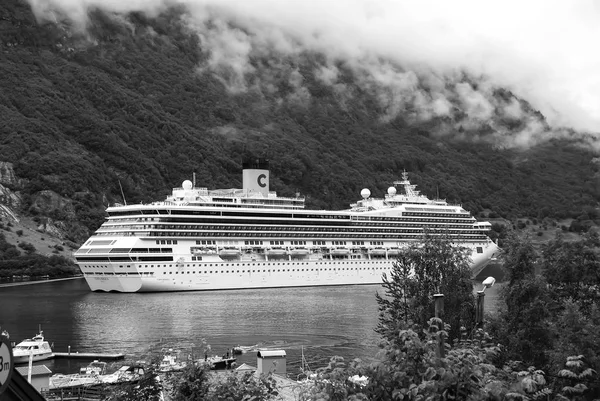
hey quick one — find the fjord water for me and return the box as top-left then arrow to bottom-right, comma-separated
0,279 -> 383,375
0,276 -> 502,376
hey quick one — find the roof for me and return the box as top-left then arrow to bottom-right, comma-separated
15,365 -> 52,376
257,350 -> 286,358
234,363 -> 256,372
3,369 -> 47,401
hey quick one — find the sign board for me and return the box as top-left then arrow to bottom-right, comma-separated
0,336 -> 14,395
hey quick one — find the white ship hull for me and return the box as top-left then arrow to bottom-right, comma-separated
80,242 -> 497,293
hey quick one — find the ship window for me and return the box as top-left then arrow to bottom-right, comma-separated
476,247 -> 483,253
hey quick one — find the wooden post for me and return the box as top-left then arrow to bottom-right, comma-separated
433,294 -> 445,358
433,294 -> 444,319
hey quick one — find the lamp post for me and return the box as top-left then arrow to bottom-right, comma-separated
476,276 -> 495,328
433,294 -> 445,358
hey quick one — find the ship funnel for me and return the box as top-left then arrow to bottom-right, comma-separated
242,158 -> 269,196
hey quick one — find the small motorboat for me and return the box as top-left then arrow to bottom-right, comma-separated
12,330 -> 53,364
49,360 -> 107,389
200,355 -> 236,370
101,364 -> 147,384
80,360 -> 108,376
158,349 -> 187,373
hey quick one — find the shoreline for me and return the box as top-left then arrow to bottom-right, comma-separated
0,276 -> 83,288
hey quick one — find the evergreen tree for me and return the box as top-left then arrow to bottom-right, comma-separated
491,234 -> 553,368
376,232 -> 476,342
541,232 -> 600,317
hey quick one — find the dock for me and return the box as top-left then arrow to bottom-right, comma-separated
53,351 -> 125,360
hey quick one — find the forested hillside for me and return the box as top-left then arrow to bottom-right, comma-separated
1,0 -> 599,243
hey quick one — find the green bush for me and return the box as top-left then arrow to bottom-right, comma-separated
18,242 -> 36,254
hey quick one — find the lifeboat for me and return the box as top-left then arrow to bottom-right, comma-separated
386,248 -> 401,256
219,248 -> 241,258
289,247 -> 309,257
368,248 -> 387,256
330,247 -> 349,256
267,247 -> 287,257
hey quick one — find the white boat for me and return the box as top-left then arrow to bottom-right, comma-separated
75,159 -> 500,292
101,364 -> 147,384
12,330 -> 53,364
49,361 -> 107,389
158,349 -> 187,373
200,355 -> 236,370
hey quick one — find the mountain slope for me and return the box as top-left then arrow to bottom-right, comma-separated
1,0 -> 599,243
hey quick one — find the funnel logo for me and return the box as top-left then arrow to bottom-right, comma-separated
257,174 -> 267,188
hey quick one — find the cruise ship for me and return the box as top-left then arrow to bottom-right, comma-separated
75,159 -> 499,292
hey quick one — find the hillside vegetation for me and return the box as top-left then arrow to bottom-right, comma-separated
1,0 -> 599,244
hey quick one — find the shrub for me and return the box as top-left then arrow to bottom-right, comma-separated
18,242 -> 36,254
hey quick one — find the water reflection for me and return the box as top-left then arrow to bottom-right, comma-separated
0,274 -> 502,375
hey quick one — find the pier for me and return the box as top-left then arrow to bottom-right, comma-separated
53,351 -> 125,360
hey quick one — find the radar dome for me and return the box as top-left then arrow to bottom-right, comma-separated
387,187 -> 397,196
182,180 -> 193,190
360,188 -> 371,199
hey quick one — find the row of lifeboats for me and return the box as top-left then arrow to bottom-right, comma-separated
218,247 -> 402,258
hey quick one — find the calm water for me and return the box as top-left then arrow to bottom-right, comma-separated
0,274 -> 502,376
0,279 -> 385,375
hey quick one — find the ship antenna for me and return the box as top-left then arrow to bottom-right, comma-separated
193,172 -> 196,188
118,179 -> 128,206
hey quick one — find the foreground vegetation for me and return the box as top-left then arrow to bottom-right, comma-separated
112,233 -> 600,400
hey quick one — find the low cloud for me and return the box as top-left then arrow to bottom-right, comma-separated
26,0 -> 600,147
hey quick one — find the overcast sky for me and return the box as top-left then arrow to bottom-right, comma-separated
29,0 -> 600,134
